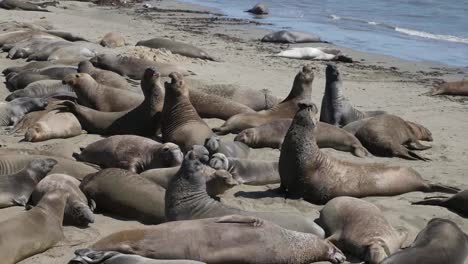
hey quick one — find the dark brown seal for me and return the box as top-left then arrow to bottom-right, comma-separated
432,80 -> 468,96
278,103 -> 459,204
412,189 -> 468,217
246,3 -> 269,14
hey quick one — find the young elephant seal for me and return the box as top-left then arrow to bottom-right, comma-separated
213,65 -> 314,135
71,215 -> 345,264
320,64 -> 385,127
78,61 -> 131,90
431,79 -> 468,96
70,251 -> 206,264
318,197 -> 407,264
136,37 -> 216,61
162,72 -> 213,152
355,114 -> 431,161
30,173 -> 94,226
204,135 -> 250,158
0,97 -> 48,126
166,148 -> 325,237
381,218 -> 468,264
24,109 -> 83,142
279,103 -> 459,204
0,158 -> 57,208
412,189 -> 468,217
75,135 -> 183,173
235,119 -> 369,157
0,190 -> 68,264
100,32 -> 126,48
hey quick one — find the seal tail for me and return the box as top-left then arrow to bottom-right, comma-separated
426,183 -> 460,194
397,148 -> 431,161
412,196 -> 447,206
69,249 -> 117,264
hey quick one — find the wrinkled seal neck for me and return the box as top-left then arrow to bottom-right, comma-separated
282,78 -> 312,103
141,80 -> 164,115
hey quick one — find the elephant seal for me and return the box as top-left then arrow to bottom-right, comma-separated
355,114 -> 431,160
30,173 -> 94,226
24,109 -> 83,142
0,190 -> 68,264
100,32 -> 126,48
166,148 -> 325,236
71,215 -> 345,264
0,97 -> 48,126
381,218 -> 468,264
80,168 -> 166,224
63,73 -> 142,112
262,30 -> 324,43
213,65 -> 314,135
246,3 -> 269,14
279,103 -> 459,204
235,119 -> 369,157
45,30 -> 89,42
136,38 -> 216,61
75,135 -> 183,173
318,197 -> 407,264
161,72 -> 213,152
204,135 -> 250,158
320,64 -> 385,127
90,54 -> 194,79
47,45 -> 96,61
70,251 -> 206,264
78,61 -> 131,90
0,0 -> 50,11
275,47 -> 353,62
412,190 -> 468,217
432,80 -> 468,96
5,80 -> 75,101
2,59 -> 78,75
0,158 -> 57,208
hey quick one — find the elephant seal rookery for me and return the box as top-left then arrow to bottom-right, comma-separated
278,103 -> 459,204
412,190 -> 468,217
137,37 -> 216,61
71,215 -> 346,264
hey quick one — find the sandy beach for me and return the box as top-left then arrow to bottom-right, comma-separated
0,0 -> 467,263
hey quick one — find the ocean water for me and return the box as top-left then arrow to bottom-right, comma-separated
181,0 -> 468,66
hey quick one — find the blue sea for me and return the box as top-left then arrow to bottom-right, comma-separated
181,0 -> 468,66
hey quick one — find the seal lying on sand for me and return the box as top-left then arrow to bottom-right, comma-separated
213,65 -> 314,135
0,97 -> 47,126
0,190 -> 68,264
70,251 -> 206,264
320,64 -> 385,127
24,109 -> 83,142
78,61 -> 131,90
30,173 -> 94,226
412,190 -> 468,217
279,103 -> 459,204
262,30 -> 324,43
275,48 -> 353,62
0,0 -> 51,12
204,135 -> 250,158
100,32 -> 126,48
137,37 -> 216,61
0,158 -> 57,208
432,80 -> 468,96
75,135 -> 183,173
318,197 -> 407,264
71,215 -> 346,264
381,218 -> 468,264
166,148 -> 325,236
5,80 -> 75,101
235,119 -> 369,157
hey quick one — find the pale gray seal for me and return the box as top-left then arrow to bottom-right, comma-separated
0,0 -> 50,12
70,251 -> 205,264
0,97 -> 48,126
432,79 -> 468,96
261,30 -> 324,43
5,80 -> 75,101
136,38 -> 216,61
100,32 -> 126,48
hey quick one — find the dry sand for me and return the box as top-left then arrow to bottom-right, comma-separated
0,0 -> 466,263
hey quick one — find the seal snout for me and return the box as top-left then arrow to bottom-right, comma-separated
161,143 -> 184,166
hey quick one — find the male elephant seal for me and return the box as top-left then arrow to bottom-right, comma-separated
235,119 -> 369,157
246,3 -> 269,14
75,135 -> 183,173
0,0 -> 50,11
262,30 -> 324,43
318,197 -> 407,264
90,54 -> 194,79
136,38 -> 216,61
279,103 -> 459,204
24,109 -> 83,142
432,79 -> 468,96
161,72 -> 213,152
0,190 -> 68,264
412,190 -> 468,217
0,97 -> 48,126
80,168 -> 166,224
71,251 -> 205,264
63,73 -> 142,112
100,32 -> 126,48
381,218 -> 468,264
30,173 -> 94,226
0,158 -> 57,208
166,148 -> 325,237
61,67 -> 164,136
209,153 -> 279,185
78,61 -> 131,90
355,114 -> 431,160
204,135 -> 250,158
320,64 -> 385,127
71,215 -> 345,264
213,65 -> 314,135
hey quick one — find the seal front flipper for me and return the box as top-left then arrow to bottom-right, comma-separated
216,214 -> 264,227
13,195 -> 28,207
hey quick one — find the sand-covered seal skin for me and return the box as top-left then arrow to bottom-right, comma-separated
279,102 -> 459,204
213,64 -> 314,135
0,190 -> 69,264
318,197 -> 408,264
100,32 -> 126,48
261,30 -> 324,43
136,37 -> 216,61
204,135 -> 250,158
80,168 -> 166,224
381,218 -> 468,264
0,97 -> 48,126
0,158 -> 57,208
320,64 -> 385,127
24,109 -> 83,142
432,79 -> 468,96
166,147 -> 325,237
71,215 -> 345,264
412,189 -> 468,217
75,135 -> 183,173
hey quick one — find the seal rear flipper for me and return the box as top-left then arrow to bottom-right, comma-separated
215,214 -> 264,227
13,195 -> 29,207
406,141 -> 431,151
396,148 -> 430,161
412,197 -> 447,206
426,183 -> 460,194
69,249 -> 118,264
